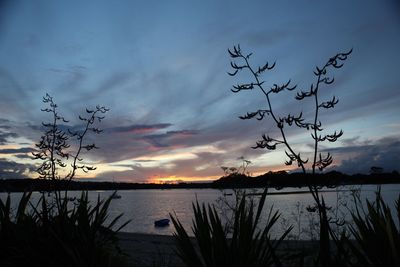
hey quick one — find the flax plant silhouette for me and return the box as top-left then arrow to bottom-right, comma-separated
32,93 -> 109,206
228,45 -> 352,266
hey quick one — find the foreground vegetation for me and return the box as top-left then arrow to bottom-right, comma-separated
1,187 -> 399,266
171,189 -> 400,267
171,189 -> 291,267
0,191 -> 129,267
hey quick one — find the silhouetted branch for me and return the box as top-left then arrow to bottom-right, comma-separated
33,93 -> 70,180
67,105 -> 109,181
256,62 -> 276,76
239,110 -> 270,120
308,49 -> 352,175
252,134 -> 284,150
319,96 -> 339,109
314,153 -> 333,171
33,94 -> 108,185
271,80 -> 297,94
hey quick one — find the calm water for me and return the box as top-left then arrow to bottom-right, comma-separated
1,184 -> 399,237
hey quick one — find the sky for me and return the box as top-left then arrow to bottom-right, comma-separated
0,0 -> 399,183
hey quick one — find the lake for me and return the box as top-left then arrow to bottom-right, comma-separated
1,184 -> 399,238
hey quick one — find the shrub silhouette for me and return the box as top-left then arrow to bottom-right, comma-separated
0,191 -> 130,267
0,94 -> 130,266
32,93 -> 109,209
345,191 -> 400,267
228,45 -> 352,266
171,189 -> 292,267
33,93 -> 109,183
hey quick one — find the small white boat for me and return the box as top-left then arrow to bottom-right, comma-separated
154,218 -> 170,227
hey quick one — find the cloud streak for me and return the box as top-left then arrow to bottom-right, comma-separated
109,123 -> 172,134
0,158 -> 35,179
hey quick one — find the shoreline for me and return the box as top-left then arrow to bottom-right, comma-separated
0,182 -> 397,194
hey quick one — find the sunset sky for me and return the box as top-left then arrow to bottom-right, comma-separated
0,0 -> 399,183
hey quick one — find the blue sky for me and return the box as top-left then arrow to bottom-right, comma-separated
0,0 -> 399,182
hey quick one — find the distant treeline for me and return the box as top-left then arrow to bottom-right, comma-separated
0,170 -> 399,192
0,179 -> 211,192
213,170 -> 400,189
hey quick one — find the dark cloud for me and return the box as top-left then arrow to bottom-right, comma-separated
0,147 -> 35,154
109,123 -> 172,134
0,159 -> 35,179
0,130 -> 18,145
14,154 -> 33,160
144,130 -> 198,148
333,137 -> 400,174
0,118 -> 10,124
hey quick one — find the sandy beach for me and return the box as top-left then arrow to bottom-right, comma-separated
117,232 -> 320,267
117,232 -> 184,266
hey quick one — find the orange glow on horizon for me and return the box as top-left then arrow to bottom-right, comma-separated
146,164 -> 296,184
250,164 -> 296,176
148,175 -> 221,184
